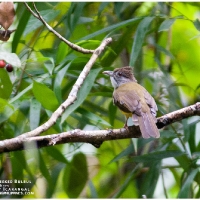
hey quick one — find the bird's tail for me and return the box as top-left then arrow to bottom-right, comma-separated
133,112 -> 160,138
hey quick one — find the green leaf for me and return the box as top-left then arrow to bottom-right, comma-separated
109,143 -> 134,164
112,165 -> 139,198
155,44 -> 175,59
32,81 -> 59,111
79,17 -> 142,41
175,154 -> 191,171
139,162 -> 161,198
178,168 -> 199,198
56,42 -> 69,64
88,180 -> 98,198
114,2 -> 124,18
188,121 -> 198,153
37,57 -> 55,75
10,151 -> 35,189
101,21 -> 138,67
0,98 -> 15,123
10,74 -> 50,104
0,52 -> 21,67
54,62 -> 71,103
10,109 -> 27,136
63,153 -> 88,198
29,98 -> 41,130
77,107 -> 111,127
67,3 -> 86,33
10,151 -> 25,180
0,69 -> 12,99
194,18 -> 200,31
47,163 -> 66,198
12,5 -> 31,52
189,33 -> 200,41
98,2 -> 109,17
23,9 -> 60,36
195,83 -> 200,93
88,92 -> 112,97
132,150 -> 185,163
61,68 -> 101,123
40,48 -> 57,63
78,16 -> 94,24
38,151 -> 52,186
45,146 -> 68,164
9,84 -> 33,104
158,18 -> 176,32
108,101 -> 117,126
75,40 -> 102,51
130,16 -> 154,66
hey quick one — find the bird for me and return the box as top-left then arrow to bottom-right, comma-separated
103,66 -> 160,139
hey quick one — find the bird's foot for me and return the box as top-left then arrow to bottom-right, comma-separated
123,123 -> 129,132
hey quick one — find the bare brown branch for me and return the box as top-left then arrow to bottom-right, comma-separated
0,102 -> 199,154
156,102 -> 200,128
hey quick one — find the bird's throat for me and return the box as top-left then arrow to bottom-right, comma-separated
110,76 -> 118,89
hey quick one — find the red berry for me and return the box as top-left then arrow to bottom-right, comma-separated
5,64 -> 13,72
0,60 -> 6,68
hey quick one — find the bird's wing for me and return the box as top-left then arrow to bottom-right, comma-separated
113,85 -> 160,138
144,89 -> 158,120
113,89 -> 142,115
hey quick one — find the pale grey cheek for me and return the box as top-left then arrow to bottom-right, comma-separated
110,77 -> 118,89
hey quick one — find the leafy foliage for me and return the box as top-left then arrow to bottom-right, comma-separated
0,2 -> 199,198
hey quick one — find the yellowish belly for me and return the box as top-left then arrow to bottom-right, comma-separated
121,110 -> 132,118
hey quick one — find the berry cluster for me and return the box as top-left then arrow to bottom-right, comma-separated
0,60 -> 13,72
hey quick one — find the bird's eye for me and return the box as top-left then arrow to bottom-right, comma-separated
118,72 -> 122,76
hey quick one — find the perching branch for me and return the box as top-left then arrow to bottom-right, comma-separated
0,102 -> 199,153
24,2 -> 94,54
156,102 -> 200,128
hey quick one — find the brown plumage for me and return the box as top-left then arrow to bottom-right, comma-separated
0,2 -> 15,38
103,66 -> 160,139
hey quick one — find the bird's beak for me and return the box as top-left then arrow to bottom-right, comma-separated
102,71 -> 113,77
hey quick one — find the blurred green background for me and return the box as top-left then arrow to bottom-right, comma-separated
0,2 -> 200,198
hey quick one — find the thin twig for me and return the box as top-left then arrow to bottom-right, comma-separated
24,2 -> 94,54
23,2 -> 39,19
165,2 -> 192,22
